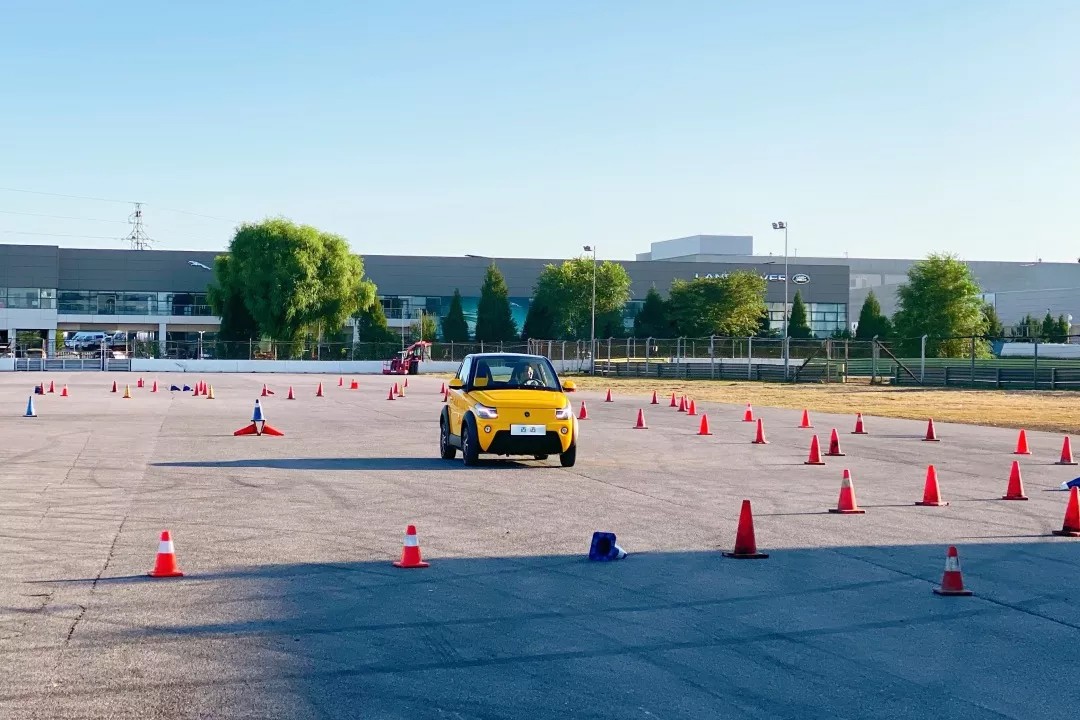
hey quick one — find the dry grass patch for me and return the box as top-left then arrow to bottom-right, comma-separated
564,376 -> 1080,433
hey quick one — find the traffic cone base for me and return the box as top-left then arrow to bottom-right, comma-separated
260,423 -> 284,436
722,499 -> 768,559
148,531 -> 184,578
933,546 -> 972,596
233,423 -> 260,436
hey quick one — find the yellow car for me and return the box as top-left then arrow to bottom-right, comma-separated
440,353 -> 578,467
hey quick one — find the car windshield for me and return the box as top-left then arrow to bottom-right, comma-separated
471,356 -> 560,391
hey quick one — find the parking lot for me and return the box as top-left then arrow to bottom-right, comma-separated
2,372 -> 1079,719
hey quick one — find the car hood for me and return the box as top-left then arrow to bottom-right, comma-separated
469,390 -> 569,409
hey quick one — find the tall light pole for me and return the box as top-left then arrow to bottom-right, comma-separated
583,245 -> 597,374
771,221 -> 789,378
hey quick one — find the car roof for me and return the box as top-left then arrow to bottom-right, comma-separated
465,353 -> 548,362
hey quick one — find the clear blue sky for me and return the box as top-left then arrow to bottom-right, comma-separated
1,1 -> 1076,262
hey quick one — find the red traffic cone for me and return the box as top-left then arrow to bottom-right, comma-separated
1057,436 -> 1077,466
933,546 -> 973,596
687,399 -> 697,416
60,385 -> 69,397
799,409 -> 812,428
261,384 -> 269,397
404,377 -> 409,388
394,382 -> 402,397
48,380 -> 55,393
1002,461 -> 1028,500
923,418 -> 939,441
136,378 -> 143,389
393,525 -> 430,568
851,413 -> 867,435
387,385 -> 396,401
916,465 -> 948,506
752,418 -> 768,444
338,376 -> 344,387
111,380 -> 117,393
1014,429 -> 1031,455
442,388 -> 448,403
151,380 -> 158,393
351,379 -> 359,390
287,386 -> 295,400
825,428 -> 845,457
1052,486 -> 1080,537
192,383 -> 199,397
804,435 -> 825,465
743,403 -> 754,422
650,390 -> 658,405
722,500 -> 768,559
633,409 -> 648,429
316,382 -> 324,397
604,388 -> 613,403
578,401 -> 588,420
677,395 -> 687,412
697,414 -> 712,436
829,469 -> 865,514
440,382 -> 446,394
669,392 -> 677,408
148,530 -> 184,578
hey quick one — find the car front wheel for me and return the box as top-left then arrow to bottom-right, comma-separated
440,418 -> 456,460
461,418 -> 480,467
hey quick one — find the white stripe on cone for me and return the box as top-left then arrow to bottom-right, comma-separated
944,555 -> 960,572
158,540 -> 175,554
403,534 -> 418,547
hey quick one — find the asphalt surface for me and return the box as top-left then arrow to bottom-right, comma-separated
1,372 -> 1079,719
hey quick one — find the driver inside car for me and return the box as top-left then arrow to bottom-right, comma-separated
512,362 -> 541,387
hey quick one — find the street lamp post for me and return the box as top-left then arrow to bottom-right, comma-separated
771,221 -> 789,378
583,245 -> 597,374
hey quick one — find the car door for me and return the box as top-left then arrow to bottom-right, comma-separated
448,357 -> 472,437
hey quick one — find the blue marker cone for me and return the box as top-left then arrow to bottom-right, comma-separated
24,396 -> 37,418
588,532 -> 626,561
252,399 -> 265,423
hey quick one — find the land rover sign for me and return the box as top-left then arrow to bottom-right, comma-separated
694,272 -> 811,284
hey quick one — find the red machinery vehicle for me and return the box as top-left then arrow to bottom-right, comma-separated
382,341 -> 431,375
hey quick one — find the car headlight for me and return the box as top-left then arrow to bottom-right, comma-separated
473,403 -> 498,419
554,404 -> 572,420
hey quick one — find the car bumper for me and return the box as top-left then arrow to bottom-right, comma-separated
478,422 -> 574,454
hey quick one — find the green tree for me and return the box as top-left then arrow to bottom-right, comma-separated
411,313 -> 438,342
1041,311 -> 1057,341
1016,314 -> 1041,341
633,286 -> 671,338
474,263 -> 518,342
531,257 -> 633,339
854,291 -> 892,340
981,302 -> 1004,339
892,253 -> 987,357
521,299 -> 556,340
787,291 -> 813,339
440,289 -> 470,342
354,297 -> 398,343
208,218 -> 370,346
1057,314 -> 1072,342
756,307 -> 776,338
208,254 -> 260,357
667,271 -> 766,337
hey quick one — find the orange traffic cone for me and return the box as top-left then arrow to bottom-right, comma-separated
136,378 -> 143,389
697,414 -> 712,436
923,418 -> 939,441
316,382 -> 324,397
148,530 -> 184,578
122,385 -> 132,399
799,409 -> 812,428
916,465 -> 948,506
440,382 -> 446,394
1014,429 -> 1031,455
687,399 -> 697,416
677,395 -> 687,412
722,500 -> 768,559
829,469 -> 865,514
604,389 -> 613,403
151,380 -> 158,393
351,379 -> 359,390
633,409 -> 648,429
60,385 -> 69,397
48,380 -> 55,393
442,388 -> 448,403
1002,461 -> 1028,500
825,428 -> 845,457
111,380 -> 117,393
805,435 -> 825,465
387,385 -> 396,401
933,546 -> 973,596
206,385 -> 215,400
398,383 -> 406,398
579,401 -> 589,420
338,376 -> 343,387
752,418 -> 768,444
394,382 -> 402,397
650,390 -> 658,405
393,525 -> 430,568
1057,436 -> 1077,466
851,413 -> 867,435
261,384 -> 269,397
669,392 -> 677,408
287,386 -> 295,400
743,403 -> 754,422
1052,487 -> 1080,537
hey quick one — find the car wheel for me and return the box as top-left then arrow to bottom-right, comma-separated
461,418 -> 480,467
440,418 -> 456,460
559,441 -> 577,468
533,454 -> 549,461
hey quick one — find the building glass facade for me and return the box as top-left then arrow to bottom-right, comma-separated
56,291 -> 212,316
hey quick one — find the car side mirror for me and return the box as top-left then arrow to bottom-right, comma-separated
562,380 -> 576,392
448,377 -> 464,390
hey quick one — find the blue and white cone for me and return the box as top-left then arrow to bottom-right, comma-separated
1062,477 -> 1080,491
251,399 -> 265,423
588,531 -> 627,561
24,396 -> 37,418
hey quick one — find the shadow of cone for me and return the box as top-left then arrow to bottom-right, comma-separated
799,409 -> 812,428
1051,486 -> 1080,537
393,525 -> 430,568
722,500 -> 768,559
578,402 -> 588,420
828,469 -> 865,514
933,546 -> 973,596
804,435 -> 825,465
916,465 -> 948,506
1014,429 -> 1031,455
923,418 -> 940,441
1002,461 -> 1028,500
851,413 -> 867,434
697,414 -> 711,436
825,429 -> 845,456
633,409 -> 648,429
148,530 -> 184,578
1057,436 -> 1077,466
752,418 -> 768,444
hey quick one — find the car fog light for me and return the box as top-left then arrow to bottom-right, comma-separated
560,427 -> 568,435
484,425 -> 492,433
